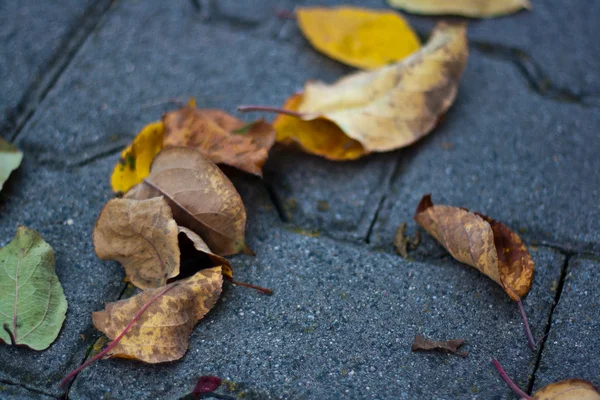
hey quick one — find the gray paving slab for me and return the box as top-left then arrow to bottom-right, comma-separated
533,256 -> 600,391
0,0 -> 99,127
0,154 -> 124,396
370,52 -> 600,255
0,383 -> 55,400
69,222 -> 563,399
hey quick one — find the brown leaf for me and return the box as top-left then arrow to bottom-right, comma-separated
93,197 -> 180,289
92,267 -> 223,363
178,226 -> 233,279
125,147 -> 247,256
414,194 -> 534,300
393,222 -> 420,258
163,106 -> 275,177
411,335 -> 467,357
534,379 -> 600,400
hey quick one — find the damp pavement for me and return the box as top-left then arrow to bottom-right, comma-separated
0,0 -> 598,399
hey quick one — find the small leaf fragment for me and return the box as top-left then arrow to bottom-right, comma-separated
163,106 -> 275,177
92,267 -> 223,363
93,197 -> 180,289
414,194 -> 534,300
111,121 -> 165,193
193,376 -> 222,395
393,222 -> 420,258
125,148 -> 247,256
178,226 -> 233,279
388,0 -> 531,18
0,226 -> 67,350
296,6 -> 421,70
0,137 -> 23,192
411,335 -> 467,357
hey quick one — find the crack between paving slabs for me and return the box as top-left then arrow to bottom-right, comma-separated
0,378 -> 57,399
3,0 -> 115,142
526,252 -> 571,395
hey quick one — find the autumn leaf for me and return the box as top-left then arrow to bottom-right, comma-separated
0,226 -> 67,350
296,6 -> 420,70
414,194 -> 534,300
388,0 -> 531,18
0,137 -> 23,192
179,226 -> 233,279
111,121 -> 165,193
125,148 -> 248,256
241,22 -> 468,160
93,197 -> 180,289
92,267 -> 222,363
411,335 -> 467,357
493,359 -> 600,400
163,106 -> 275,177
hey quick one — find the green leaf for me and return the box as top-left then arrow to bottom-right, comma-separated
0,226 -> 68,350
0,137 -> 23,192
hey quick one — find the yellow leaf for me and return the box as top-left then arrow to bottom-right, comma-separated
273,93 -> 367,160
534,379 -> 600,400
110,121 -> 164,193
388,0 -> 531,18
296,6 -> 421,70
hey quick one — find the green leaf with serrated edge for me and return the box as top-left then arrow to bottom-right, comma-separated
0,227 -> 67,350
0,137 -> 23,192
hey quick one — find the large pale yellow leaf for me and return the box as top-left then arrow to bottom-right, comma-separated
93,197 -> 180,289
534,380 -> 600,400
111,122 -> 164,193
92,267 -> 222,363
388,0 -> 531,18
296,6 -> 420,70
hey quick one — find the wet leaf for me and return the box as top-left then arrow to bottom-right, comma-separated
93,197 -> 180,289
259,22 -> 468,160
178,226 -> 233,279
296,6 -> 420,70
414,194 -> 534,300
0,137 -> 23,192
388,0 -> 531,18
534,380 -> 600,400
125,148 -> 247,256
411,335 -> 467,357
0,226 -> 67,350
163,106 -> 275,177
111,121 -> 165,193
92,267 -> 222,363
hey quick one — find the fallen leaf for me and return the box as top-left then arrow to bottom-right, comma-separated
111,121 -> 165,193
193,376 -> 222,395
125,148 -> 248,256
534,380 -> 600,400
93,197 -> 180,290
411,335 -> 467,357
178,226 -> 233,279
0,137 -> 23,192
388,0 -> 531,18
296,6 -> 421,70
92,267 -> 222,363
0,226 -> 67,350
414,194 -> 534,300
163,106 -> 275,177
244,22 -> 467,160
393,222 -> 420,258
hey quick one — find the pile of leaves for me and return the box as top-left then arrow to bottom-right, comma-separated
1,1 -> 598,398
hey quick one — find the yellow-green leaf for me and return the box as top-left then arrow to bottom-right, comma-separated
0,137 -> 23,192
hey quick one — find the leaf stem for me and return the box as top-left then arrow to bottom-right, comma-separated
230,280 -> 273,295
59,284 -> 177,387
3,323 -> 16,345
237,105 -> 304,119
491,358 -> 533,400
505,285 -> 536,351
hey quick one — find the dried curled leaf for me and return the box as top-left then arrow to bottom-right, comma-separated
93,197 -> 180,290
534,379 -> 600,400
92,267 -> 222,363
271,22 -> 467,160
388,0 -> 531,18
414,194 -> 534,300
163,106 -> 275,177
411,335 -> 467,357
0,137 -> 23,192
178,226 -> 233,279
296,6 -> 420,70
0,227 -> 67,350
111,121 -> 165,193
125,148 -> 247,256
